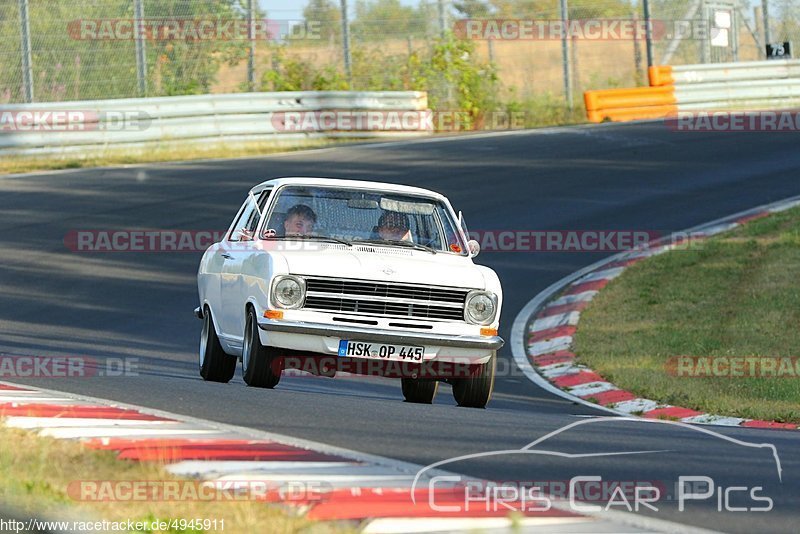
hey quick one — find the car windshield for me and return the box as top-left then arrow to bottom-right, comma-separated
261,185 -> 467,255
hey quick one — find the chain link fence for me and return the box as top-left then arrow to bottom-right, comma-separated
1,0 -> 798,109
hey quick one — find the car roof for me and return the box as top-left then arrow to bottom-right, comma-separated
250,177 -> 447,201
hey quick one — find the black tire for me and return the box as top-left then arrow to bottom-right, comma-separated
401,378 -> 438,404
451,353 -> 496,408
199,307 -> 236,383
241,307 -> 282,388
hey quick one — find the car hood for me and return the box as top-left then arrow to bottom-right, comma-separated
270,246 -> 486,289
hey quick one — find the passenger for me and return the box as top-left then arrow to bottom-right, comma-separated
377,211 -> 412,241
283,204 -> 317,236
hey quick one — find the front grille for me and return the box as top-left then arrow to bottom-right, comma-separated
303,277 -> 468,321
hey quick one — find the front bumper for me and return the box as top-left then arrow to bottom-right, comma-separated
257,318 -> 505,351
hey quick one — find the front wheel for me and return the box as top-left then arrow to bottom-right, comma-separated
199,308 -> 236,383
451,353 -> 496,408
401,378 -> 438,404
242,307 -> 282,388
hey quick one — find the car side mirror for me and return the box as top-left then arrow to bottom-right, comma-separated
467,239 -> 480,257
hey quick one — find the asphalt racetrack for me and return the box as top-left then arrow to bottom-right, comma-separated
2,121 -> 800,532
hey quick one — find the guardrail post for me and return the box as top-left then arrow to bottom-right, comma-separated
18,0 -> 34,103
134,0 -> 147,96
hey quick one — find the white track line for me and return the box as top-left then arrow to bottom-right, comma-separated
529,337 -> 573,355
3,417 -> 173,429
166,461 -> 366,477
530,311 -> 581,332
547,291 -> 598,306
574,267 -> 625,284
38,426 -> 225,439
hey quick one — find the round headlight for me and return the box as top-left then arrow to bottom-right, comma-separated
465,291 -> 497,325
272,276 -> 305,309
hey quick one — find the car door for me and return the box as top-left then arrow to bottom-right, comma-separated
218,196 -> 258,346
220,191 -> 270,347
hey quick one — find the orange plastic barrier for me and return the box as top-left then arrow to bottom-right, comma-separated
586,104 -> 677,123
584,86 -> 676,111
649,65 -> 674,86
583,66 -> 676,122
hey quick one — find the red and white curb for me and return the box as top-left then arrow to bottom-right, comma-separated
0,381 -> 696,533
512,196 -> 800,431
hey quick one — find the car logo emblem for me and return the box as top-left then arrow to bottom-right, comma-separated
381,267 -> 395,275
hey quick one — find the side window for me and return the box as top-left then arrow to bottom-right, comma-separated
229,199 -> 256,242
229,190 -> 271,242
247,189 -> 271,235
436,207 -> 462,253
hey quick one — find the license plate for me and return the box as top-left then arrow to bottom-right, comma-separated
338,340 -> 424,362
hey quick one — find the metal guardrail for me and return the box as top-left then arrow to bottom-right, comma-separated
0,91 -> 430,156
584,59 -> 800,122
667,59 -> 800,111
663,59 -> 800,86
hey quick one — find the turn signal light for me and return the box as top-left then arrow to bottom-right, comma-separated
480,327 -> 498,337
263,310 -> 284,320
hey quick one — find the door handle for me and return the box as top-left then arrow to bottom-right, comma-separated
221,253 -> 233,260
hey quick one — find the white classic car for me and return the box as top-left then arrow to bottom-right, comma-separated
196,177 -> 504,407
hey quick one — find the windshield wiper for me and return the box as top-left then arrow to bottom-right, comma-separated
355,238 -> 437,254
268,235 -> 353,247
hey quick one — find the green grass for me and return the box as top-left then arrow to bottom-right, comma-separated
0,424 -> 340,533
0,139 -> 352,176
573,207 -> 800,423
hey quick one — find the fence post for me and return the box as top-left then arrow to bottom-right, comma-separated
340,0 -> 352,86
247,0 -> 256,91
643,0 -> 654,67
134,0 -> 147,96
18,0 -> 34,103
633,12 -> 643,85
559,0 -> 573,110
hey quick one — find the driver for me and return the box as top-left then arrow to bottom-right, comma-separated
283,204 -> 316,236
377,211 -> 412,241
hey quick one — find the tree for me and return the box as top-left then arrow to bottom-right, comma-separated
143,0 -> 252,96
302,0 -> 342,43
453,0 -> 493,18
351,0 -> 428,40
